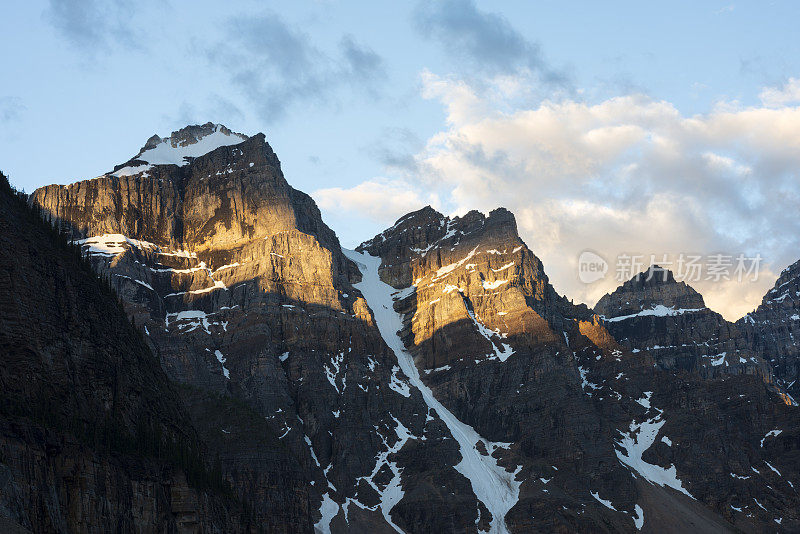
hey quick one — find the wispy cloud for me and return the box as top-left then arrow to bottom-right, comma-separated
43,0 -> 144,54
760,77 -> 800,107
0,97 -> 25,122
412,0 -> 567,86
314,178 -> 440,223
206,13 -> 385,122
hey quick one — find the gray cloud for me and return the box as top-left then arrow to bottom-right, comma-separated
166,95 -> 244,132
0,97 -> 25,122
206,14 -> 385,122
43,0 -> 142,53
413,0 -> 567,85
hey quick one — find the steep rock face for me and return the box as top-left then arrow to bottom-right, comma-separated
594,266 -> 770,379
30,126 -> 481,533
738,259 -> 800,402
0,174 -> 242,533
359,207 -> 652,532
360,208 -> 800,532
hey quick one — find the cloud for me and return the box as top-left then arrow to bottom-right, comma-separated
760,78 -> 800,107
167,95 -> 245,130
206,14 -> 385,122
341,73 -> 800,320
313,179 -> 440,223
43,0 -> 143,53
413,0 -> 566,85
0,97 -> 25,122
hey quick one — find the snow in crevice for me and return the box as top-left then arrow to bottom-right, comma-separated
389,366 -> 412,397
315,492 -> 340,533
75,233 -> 158,257
464,304 -> 514,363
432,246 -> 479,282
590,490 -> 617,511
344,249 -> 522,534
615,401 -> 693,499
214,349 -> 230,378
632,504 -> 644,530
603,305 -> 705,323
324,352 -> 345,394
761,429 -> 782,447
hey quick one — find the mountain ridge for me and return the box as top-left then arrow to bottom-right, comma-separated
9,123 -> 800,532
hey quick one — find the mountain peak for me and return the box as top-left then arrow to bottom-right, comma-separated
110,122 -> 249,176
595,265 -> 705,318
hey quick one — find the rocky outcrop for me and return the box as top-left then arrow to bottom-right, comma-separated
738,259 -> 800,402
0,173 -> 243,533
594,265 -> 771,379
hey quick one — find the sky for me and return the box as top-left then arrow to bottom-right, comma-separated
2,1 -> 800,320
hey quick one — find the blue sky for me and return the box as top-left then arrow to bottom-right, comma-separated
3,1 -> 800,318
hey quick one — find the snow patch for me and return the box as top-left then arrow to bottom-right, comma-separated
761,429 -> 782,447
133,125 -> 247,167
615,411 -> 693,498
591,491 -> 617,511
214,349 -> 230,379
605,305 -> 704,323
345,249 -> 521,534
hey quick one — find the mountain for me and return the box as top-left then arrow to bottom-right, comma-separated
0,172 -> 244,532
17,122 -> 800,532
738,259 -> 800,403
30,124 -> 494,533
594,265 -> 771,379
358,207 -> 800,532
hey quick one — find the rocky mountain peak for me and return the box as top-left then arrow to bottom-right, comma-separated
594,265 -> 706,319
761,258 -> 800,306
109,122 -> 249,176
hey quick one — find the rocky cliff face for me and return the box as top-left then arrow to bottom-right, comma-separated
594,266 -> 771,379
0,173 -> 243,533
738,259 -> 800,402
30,125 -> 491,533
21,123 -> 800,533
359,208 -> 800,532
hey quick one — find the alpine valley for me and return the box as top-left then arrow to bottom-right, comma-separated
2,123 -> 799,533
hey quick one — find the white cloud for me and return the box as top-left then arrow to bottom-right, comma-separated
760,78 -> 800,107
313,179 -> 440,223
339,74 -> 800,320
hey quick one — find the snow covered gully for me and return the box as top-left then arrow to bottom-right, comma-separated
344,249 -> 521,534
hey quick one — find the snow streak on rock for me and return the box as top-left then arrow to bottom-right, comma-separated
344,249 -> 521,534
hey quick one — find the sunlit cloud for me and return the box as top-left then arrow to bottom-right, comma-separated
338,74 -> 800,320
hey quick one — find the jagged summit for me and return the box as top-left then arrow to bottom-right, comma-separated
110,122 -> 249,177
594,265 -> 706,319
738,257 -> 800,400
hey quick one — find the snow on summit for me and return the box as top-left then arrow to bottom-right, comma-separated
111,123 -> 248,176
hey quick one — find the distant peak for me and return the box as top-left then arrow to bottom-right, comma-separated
393,205 -> 444,226
595,264 -> 706,317
626,265 -> 677,286
163,123 -> 245,150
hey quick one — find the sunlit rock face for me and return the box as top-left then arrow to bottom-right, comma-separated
25,124 -> 800,533
738,259 -> 800,402
594,265 -> 772,380
361,208 -> 800,532
359,207 -> 647,532
30,125 -> 479,534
